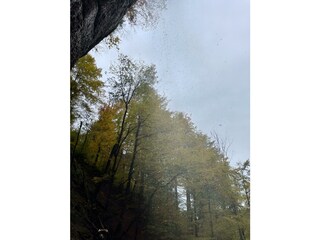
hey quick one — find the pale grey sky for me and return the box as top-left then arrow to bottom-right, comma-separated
93,0 -> 249,165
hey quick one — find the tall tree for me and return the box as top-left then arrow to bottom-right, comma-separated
70,55 -> 250,240
104,54 -> 157,177
84,104 -> 119,169
70,54 -> 104,126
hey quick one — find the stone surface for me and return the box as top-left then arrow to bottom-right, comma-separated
70,0 -> 137,68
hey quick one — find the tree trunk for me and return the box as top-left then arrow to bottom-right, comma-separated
238,226 -> 246,240
105,103 -> 128,174
186,188 -> 193,234
208,196 -> 214,239
71,0 -> 138,68
192,191 -> 199,237
174,177 -> 179,209
139,170 -> 145,198
79,130 -> 89,154
94,142 -> 101,165
126,116 -> 141,195
72,121 -> 83,159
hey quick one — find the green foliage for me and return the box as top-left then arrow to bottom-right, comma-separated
70,54 -> 105,126
84,104 -> 119,169
71,54 -> 250,240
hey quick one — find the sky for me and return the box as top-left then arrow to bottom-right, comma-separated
3,2 -> 320,239
92,0 -> 250,165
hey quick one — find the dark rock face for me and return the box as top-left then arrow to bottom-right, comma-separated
71,0 -> 137,68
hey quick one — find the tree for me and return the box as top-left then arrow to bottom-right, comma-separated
70,54 -> 104,126
104,54 -> 157,177
84,104 -> 119,169
236,159 -> 250,208
70,55 -> 250,240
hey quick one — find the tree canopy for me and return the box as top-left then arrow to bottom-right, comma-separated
70,54 -> 105,126
71,54 -> 250,240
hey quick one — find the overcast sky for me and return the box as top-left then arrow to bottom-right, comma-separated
93,0 -> 250,165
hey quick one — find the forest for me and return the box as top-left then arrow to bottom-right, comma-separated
70,54 -> 250,240
70,0 -> 249,239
